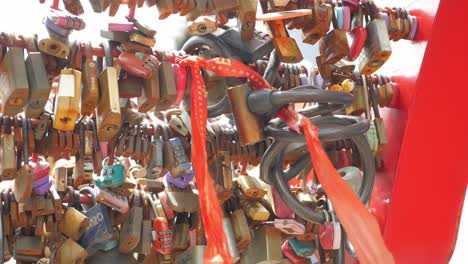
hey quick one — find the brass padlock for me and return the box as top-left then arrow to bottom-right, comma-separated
119,190 -> 144,254
237,0 -> 257,40
174,212 -> 206,264
0,117 -> 17,180
14,235 -> 43,257
266,18 -> 303,63
359,2 -> 392,75
38,31 -> 70,58
156,0 -> 174,19
118,76 -> 143,98
165,183 -> 199,213
0,47 -> 29,116
302,1 -> 333,45
155,61 -> 177,111
237,175 -> 267,200
222,210 -> 240,262
173,212 -> 190,250
139,64 -> 161,113
53,68 -> 82,131
226,83 -> 265,146
62,207 -> 90,241
100,30 -> 130,42
97,41 -> 121,142
239,196 -> 270,221
63,0 -> 85,16
368,78 -> 388,152
318,28 -> 350,65
240,226 -> 283,263
25,52 -> 50,118
52,163 -> 71,193
129,31 -> 156,47
136,192 -> 153,255
227,198 -> 252,251
54,238 -> 89,264
81,42 -> 99,116
345,82 -> 368,116
15,117 -> 33,203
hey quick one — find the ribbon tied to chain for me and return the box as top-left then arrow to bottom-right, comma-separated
177,56 -> 394,264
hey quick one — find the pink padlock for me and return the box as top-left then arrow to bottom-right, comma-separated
29,153 -> 50,180
271,186 -> 294,218
108,22 -> 135,32
343,7 -> 351,32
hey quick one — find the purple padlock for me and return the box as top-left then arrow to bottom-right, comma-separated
44,17 -> 73,37
164,171 -> 194,189
33,176 -> 52,195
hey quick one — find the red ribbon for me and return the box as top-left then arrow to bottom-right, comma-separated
177,56 -> 394,264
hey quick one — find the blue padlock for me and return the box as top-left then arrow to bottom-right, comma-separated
288,237 -> 316,258
94,157 -> 125,188
78,187 -> 114,256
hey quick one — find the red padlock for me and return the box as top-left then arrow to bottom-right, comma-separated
118,52 -> 159,79
318,210 -> 341,250
335,149 -> 352,169
347,6 -> 367,61
152,216 -> 173,255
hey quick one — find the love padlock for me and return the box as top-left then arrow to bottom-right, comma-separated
94,157 -> 126,189
318,209 -> 342,250
79,187 -> 113,256
152,216 -> 173,255
164,171 -> 194,189
118,52 -> 159,79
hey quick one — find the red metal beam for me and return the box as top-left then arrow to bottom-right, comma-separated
378,0 -> 468,262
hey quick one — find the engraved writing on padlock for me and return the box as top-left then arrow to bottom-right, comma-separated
168,137 -> 192,178
95,186 -> 129,214
152,216 -> 173,255
79,187 -> 113,253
